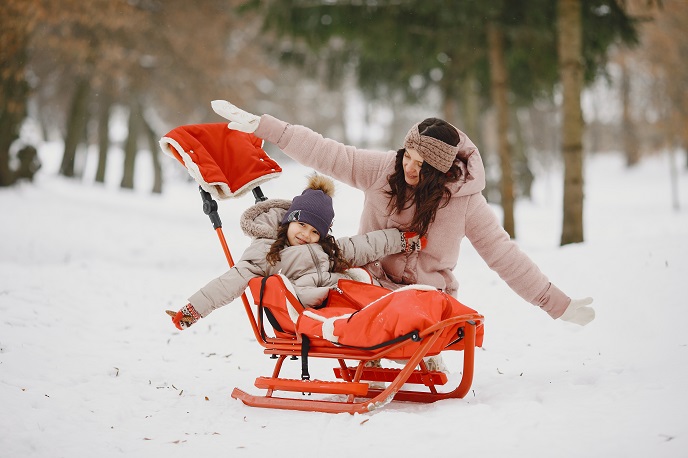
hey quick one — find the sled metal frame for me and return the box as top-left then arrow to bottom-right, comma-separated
199,186 -> 484,414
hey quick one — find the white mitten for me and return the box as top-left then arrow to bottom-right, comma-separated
559,297 -> 595,326
211,100 -> 261,133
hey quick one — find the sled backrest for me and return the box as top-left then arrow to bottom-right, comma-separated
248,275 -> 303,339
246,276 -> 393,341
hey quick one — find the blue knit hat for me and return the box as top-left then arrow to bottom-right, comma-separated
281,175 -> 335,237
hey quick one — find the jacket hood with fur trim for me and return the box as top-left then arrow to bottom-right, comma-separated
239,198 -> 291,239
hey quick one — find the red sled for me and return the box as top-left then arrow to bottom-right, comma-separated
161,126 -> 485,414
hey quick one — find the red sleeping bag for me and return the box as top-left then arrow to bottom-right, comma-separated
249,276 -> 484,359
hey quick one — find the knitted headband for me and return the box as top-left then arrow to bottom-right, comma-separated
403,122 -> 459,173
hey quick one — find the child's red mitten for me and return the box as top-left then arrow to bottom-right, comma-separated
167,304 -> 201,330
401,231 -> 427,253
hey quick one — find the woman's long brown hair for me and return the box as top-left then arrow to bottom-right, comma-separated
266,224 -> 352,273
386,118 -> 462,236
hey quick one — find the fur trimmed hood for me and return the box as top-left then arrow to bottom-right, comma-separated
240,198 -> 292,239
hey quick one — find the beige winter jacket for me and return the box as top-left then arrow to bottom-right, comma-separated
188,198 -> 405,318
254,115 -> 571,319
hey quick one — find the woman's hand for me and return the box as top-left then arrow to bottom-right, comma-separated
211,100 -> 261,133
560,297 -> 595,326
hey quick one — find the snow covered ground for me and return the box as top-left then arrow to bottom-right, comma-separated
1,142 -> 686,457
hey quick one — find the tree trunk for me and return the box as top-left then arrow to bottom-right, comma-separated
120,100 -> 141,190
462,75 -> 481,148
60,79 -> 91,178
620,54 -> 640,167
487,20 -> 515,238
442,97 -> 458,127
558,0 -> 585,245
143,114 -> 163,194
0,0 -> 32,187
668,141 -> 680,211
0,110 -> 18,187
463,75 -> 496,202
512,108 -> 534,200
95,95 -> 111,183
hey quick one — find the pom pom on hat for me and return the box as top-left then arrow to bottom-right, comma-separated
281,174 -> 335,237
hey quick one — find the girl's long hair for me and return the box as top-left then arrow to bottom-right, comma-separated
386,118 -> 462,237
266,224 -> 352,273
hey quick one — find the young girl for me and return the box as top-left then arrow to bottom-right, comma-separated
170,174 -> 423,329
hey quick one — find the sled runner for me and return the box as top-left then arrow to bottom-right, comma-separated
161,125 -> 485,414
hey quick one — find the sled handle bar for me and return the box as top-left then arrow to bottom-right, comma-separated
198,185 -> 268,230
198,185 -> 270,344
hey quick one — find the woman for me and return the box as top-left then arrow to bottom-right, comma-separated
209,100 -> 594,327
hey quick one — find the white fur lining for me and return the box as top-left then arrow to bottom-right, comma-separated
393,284 -> 437,292
344,267 -> 373,284
302,310 -> 353,343
159,137 -> 281,200
277,274 -> 301,324
302,284 -> 437,343
361,283 -> 438,310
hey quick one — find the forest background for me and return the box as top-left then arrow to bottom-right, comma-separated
1,0 -> 686,244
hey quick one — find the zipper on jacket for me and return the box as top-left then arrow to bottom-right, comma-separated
306,244 -> 324,286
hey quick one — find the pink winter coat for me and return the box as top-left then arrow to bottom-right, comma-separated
254,115 -> 571,319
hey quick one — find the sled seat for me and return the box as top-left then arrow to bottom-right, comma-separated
231,274 -> 484,414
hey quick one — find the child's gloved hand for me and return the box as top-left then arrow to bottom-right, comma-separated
401,232 -> 427,253
167,304 -> 201,330
559,297 -> 595,326
211,100 -> 261,133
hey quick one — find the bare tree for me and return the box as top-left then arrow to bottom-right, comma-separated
639,0 -> 688,166
619,52 -> 641,167
30,0 -> 276,190
487,19 -> 516,238
0,0 -> 39,186
558,0 -> 585,245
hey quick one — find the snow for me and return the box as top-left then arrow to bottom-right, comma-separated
1,143 -> 687,458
